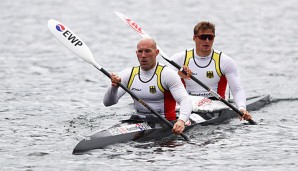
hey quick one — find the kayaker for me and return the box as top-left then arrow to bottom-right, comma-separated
170,21 -> 252,121
103,38 -> 192,135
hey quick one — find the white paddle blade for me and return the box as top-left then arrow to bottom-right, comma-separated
114,11 -> 150,39
114,12 -> 170,60
48,19 -> 97,66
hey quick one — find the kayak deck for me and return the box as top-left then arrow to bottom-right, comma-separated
72,94 -> 270,154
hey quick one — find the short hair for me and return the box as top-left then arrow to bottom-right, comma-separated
194,21 -> 215,35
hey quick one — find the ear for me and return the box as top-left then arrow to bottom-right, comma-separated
153,49 -> 159,57
193,35 -> 196,41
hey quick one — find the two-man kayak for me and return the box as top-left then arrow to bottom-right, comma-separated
72,94 -> 270,154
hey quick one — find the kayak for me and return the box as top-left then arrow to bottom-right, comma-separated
72,94 -> 270,154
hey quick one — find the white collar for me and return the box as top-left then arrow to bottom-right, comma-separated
140,63 -> 157,75
194,49 -> 213,59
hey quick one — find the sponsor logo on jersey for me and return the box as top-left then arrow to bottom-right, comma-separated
189,92 -> 212,97
131,87 -> 141,91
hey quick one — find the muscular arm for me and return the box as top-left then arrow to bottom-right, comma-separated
162,67 -> 192,122
221,54 -> 247,110
103,86 -> 125,106
103,68 -> 131,106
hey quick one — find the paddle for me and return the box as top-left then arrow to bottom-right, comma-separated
115,11 -> 257,125
47,19 -> 190,141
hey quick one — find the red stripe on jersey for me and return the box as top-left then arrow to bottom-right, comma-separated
217,75 -> 227,99
181,78 -> 186,88
164,90 -> 177,121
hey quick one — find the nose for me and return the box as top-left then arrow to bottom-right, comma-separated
140,51 -> 147,57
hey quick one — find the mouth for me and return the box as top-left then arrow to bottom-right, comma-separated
141,60 -> 147,64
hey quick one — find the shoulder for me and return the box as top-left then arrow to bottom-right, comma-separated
173,48 -> 193,55
121,67 -> 134,74
215,50 -> 236,65
171,49 -> 191,59
214,50 -> 238,73
171,49 -> 193,65
160,65 -> 181,82
119,67 -> 135,80
159,65 -> 183,88
159,63 -> 176,73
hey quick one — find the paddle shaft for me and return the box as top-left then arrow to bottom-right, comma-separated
163,58 -> 257,125
92,64 -> 190,141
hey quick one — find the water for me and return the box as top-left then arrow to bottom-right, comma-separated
1,0 -> 298,170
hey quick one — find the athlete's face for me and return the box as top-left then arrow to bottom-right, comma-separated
136,39 -> 159,71
193,29 -> 215,56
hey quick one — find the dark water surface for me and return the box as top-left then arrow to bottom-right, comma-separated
1,0 -> 298,170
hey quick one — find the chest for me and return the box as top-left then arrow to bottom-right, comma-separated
129,74 -> 164,101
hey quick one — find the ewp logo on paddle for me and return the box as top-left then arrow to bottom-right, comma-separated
56,24 -> 65,32
55,24 -> 83,46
